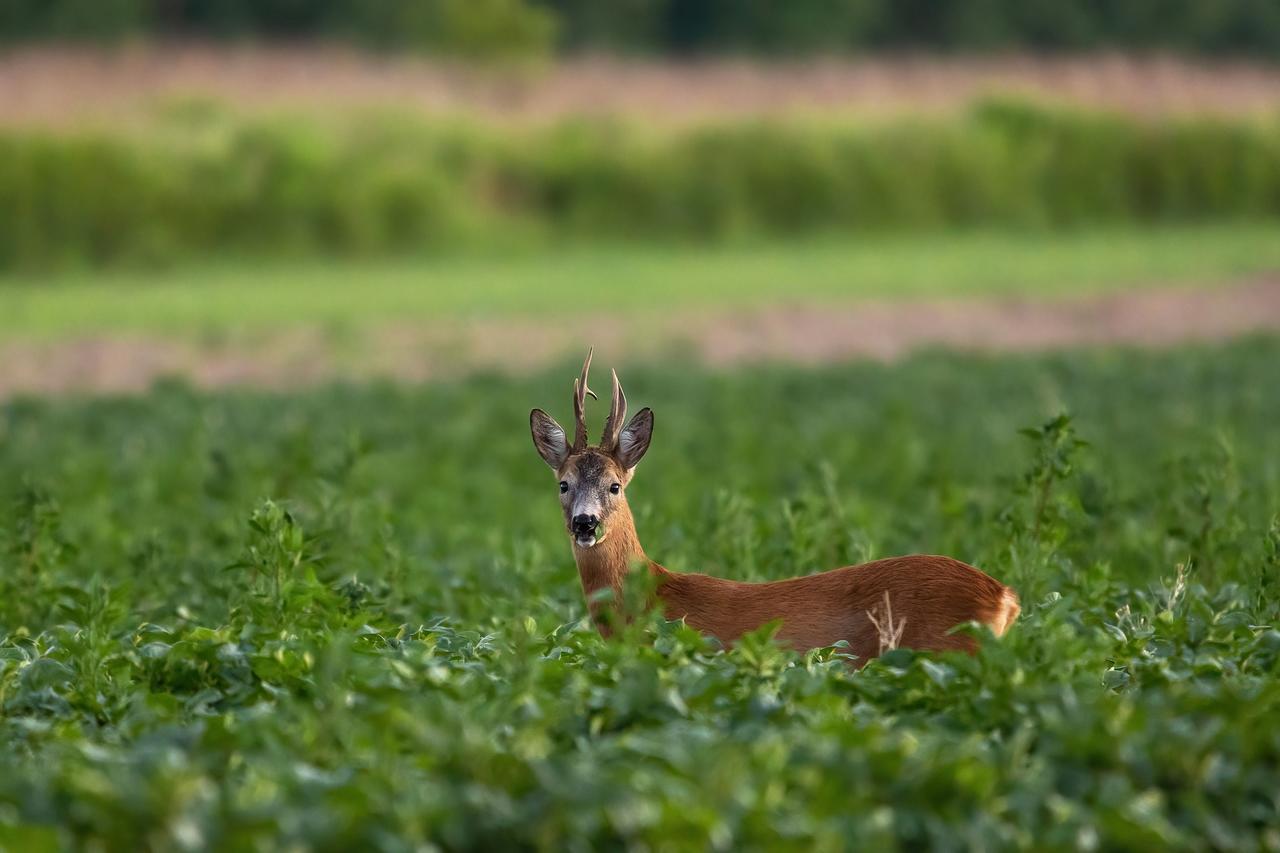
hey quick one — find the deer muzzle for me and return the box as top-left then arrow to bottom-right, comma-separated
571,513 -> 602,547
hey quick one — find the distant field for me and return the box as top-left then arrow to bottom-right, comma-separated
5,47 -> 1280,128
5,225 -> 1280,338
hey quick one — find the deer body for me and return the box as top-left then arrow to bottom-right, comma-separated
532,351 -> 1019,665
570,492 -> 1017,660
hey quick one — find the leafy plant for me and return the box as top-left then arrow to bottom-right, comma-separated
1,341 -> 1278,847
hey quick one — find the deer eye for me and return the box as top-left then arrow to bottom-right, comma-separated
559,481 -> 569,494
610,483 -> 621,495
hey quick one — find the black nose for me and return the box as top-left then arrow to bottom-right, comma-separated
572,514 -> 598,534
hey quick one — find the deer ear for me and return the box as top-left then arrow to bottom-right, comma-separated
615,407 -> 653,470
530,409 -> 569,470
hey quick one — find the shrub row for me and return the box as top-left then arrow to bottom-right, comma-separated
4,100 -> 1280,270
5,0 -> 1280,58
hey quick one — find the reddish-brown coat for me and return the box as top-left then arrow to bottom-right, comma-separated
571,500 -> 1019,664
654,555 -> 1017,660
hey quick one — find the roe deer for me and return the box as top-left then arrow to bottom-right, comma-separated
529,351 -> 1020,665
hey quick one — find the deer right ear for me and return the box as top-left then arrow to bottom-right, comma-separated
615,407 -> 653,471
530,409 -> 570,470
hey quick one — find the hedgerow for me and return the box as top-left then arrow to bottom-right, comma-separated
4,100 -> 1280,271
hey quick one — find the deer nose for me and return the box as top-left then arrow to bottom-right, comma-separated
572,514 -> 598,533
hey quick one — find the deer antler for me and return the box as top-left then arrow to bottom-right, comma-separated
572,348 -> 598,452
601,368 -> 627,452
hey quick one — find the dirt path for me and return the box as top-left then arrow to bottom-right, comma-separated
2,278 -> 1278,399
4,47 -> 1280,127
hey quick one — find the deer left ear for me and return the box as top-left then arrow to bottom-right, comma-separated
615,407 -> 653,470
530,409 -> 570,470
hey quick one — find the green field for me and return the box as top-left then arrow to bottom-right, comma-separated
5,42 -> 1280,851
2,338 -> 1279,848
3,223 -> 1279,338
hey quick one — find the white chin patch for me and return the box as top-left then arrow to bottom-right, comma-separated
574,534 -> 599,548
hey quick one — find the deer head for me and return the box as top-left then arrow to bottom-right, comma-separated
530,349 -> 654,549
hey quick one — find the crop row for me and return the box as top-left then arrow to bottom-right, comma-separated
1,342 -> 1279,846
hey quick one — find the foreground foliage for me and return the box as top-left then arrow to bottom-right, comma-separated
1,340 -> 1279,849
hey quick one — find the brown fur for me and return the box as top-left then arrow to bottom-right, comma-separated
532,355 -> 1020,665
568,487 -> 1018,663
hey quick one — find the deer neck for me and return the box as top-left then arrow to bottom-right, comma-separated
571,502 -> 654,631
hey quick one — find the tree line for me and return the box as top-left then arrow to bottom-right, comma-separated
3,0 -> 1279,59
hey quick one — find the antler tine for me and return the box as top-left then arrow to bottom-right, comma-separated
601,368 -> 627,452
572,348 -> 597,451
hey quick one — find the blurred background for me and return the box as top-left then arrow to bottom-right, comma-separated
2,0 -> 1280,396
